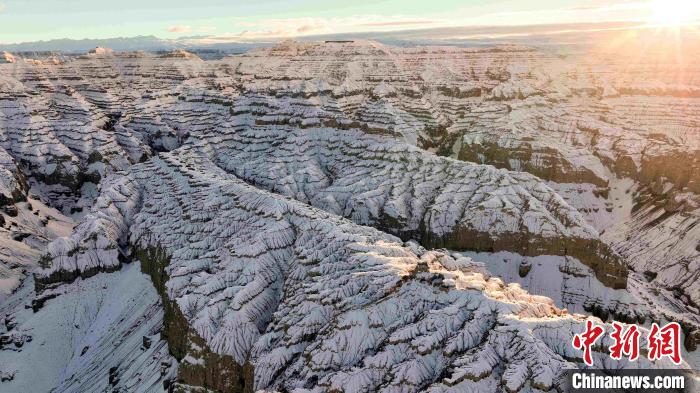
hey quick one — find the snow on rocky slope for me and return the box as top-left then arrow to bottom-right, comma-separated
0,263 -> 175,392
424,42 -> 700,342
0,126 -> 73,298
34,147 -> 690,392
0,41 -> 697,391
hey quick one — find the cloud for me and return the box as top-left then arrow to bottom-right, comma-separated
359,20 -> 436,27
238,29 -> 293,39
222,15 -> 448,41
296,24 -> 320,33
168,25 -> 192,33
566,1 -> 648,12
168,25 -> 217,35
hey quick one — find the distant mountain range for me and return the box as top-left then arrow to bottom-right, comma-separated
0,35 -> 266,54
0,35 -> 176,52
0,21 -> 661,54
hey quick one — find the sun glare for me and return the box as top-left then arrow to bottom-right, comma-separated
648,0 -> 700,26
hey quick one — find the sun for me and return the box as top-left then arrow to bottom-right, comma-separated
648,0 -> 700,26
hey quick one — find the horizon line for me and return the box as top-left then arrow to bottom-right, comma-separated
0,19 -> 679,47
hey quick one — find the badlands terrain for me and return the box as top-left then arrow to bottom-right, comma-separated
0,39 -> 698,392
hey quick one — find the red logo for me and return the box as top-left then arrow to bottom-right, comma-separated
572,320 -> 605,366
609,321 -> 640,361
573,321 -> 683,366
647,322 -> 682,365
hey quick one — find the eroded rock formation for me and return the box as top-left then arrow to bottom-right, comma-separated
0,40 -> 696,391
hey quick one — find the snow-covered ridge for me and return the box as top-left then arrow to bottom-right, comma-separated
0,40 -> 697,391
1,42 -> 629,291
35,148 -> 687,391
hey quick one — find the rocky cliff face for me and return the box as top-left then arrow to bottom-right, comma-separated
33,148 -> 681,392
0,41 -> 697,391
429,45 -> 700,325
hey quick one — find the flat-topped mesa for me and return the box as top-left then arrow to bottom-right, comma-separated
158,49 -> 201,60
34,150 -> 671,392
85,46 -> 114,57
257,39 -> 535,57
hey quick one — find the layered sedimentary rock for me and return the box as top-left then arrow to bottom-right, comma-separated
35,149 -> 686,392
0,40 -> 697,391
194,109 -> 625,287
0,41 -> 632,292
0,136 -> 73,298
451,82 -> 700,315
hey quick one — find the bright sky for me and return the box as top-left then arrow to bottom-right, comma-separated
0,0 -> 691,44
